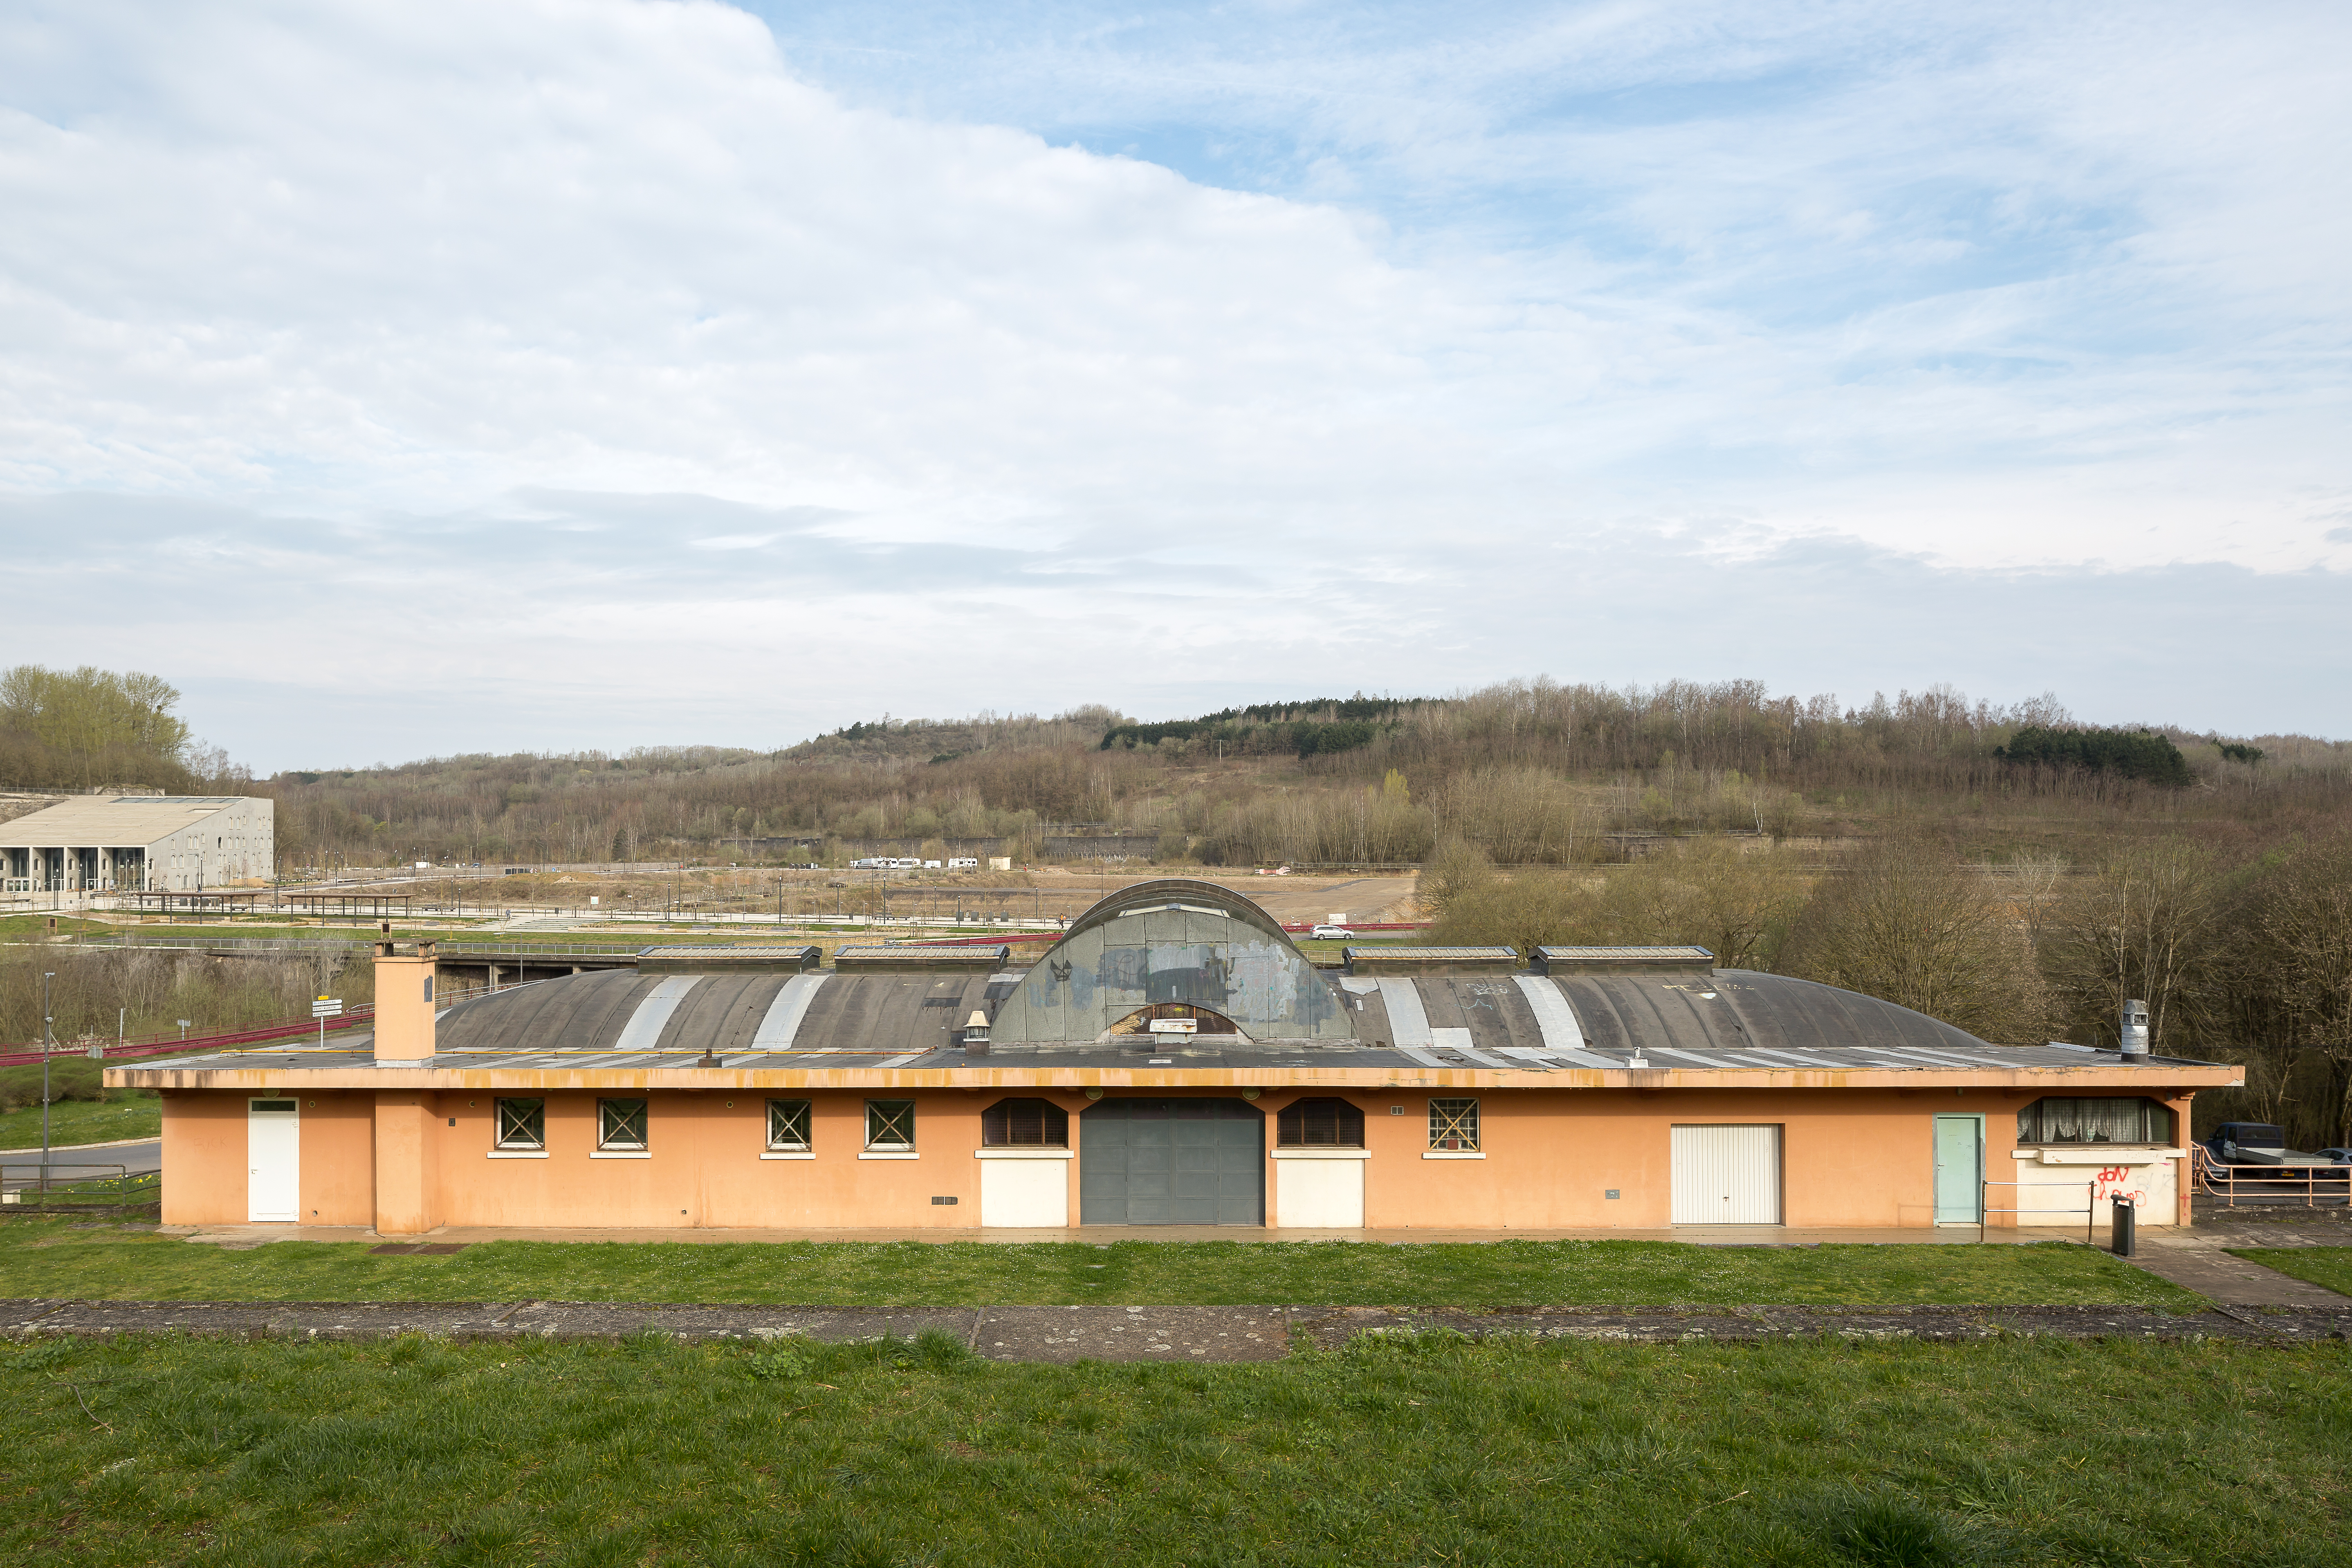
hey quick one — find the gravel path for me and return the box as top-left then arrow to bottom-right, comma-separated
6,1299 -> 2347,1356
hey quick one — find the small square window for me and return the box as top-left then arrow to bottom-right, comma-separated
768,1098 -> 812,1151
1429,1098 -> 1479,1152
599,1097 -> 648,1151
496,1097 -> 545,1150
866,1099 -> 916,1151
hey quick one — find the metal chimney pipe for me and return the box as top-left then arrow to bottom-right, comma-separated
2119,999 -> 2150,1058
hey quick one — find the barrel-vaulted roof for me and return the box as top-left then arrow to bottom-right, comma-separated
108,882 -> 2235,1091
986,879 -> 1353,1045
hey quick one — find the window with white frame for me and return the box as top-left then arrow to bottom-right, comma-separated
768,1099 -> 812,1151
495,1097 -> 545,1150
865,1099 -> 916,1151
598,1097 -> 648,1151
1428,1098 -> 1480,1152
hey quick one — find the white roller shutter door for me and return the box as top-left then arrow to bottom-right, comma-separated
1670,1124 -> 1783,1225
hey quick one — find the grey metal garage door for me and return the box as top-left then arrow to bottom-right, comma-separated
1080,1098 -> 1264,1225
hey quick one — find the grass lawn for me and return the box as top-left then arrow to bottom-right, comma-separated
0,913 -> 115,938
0,1093 -> 160,1151
4,1330 -> 2345,1567
0,1221 -> 2204,1309
2230,1247 -> 2352,1298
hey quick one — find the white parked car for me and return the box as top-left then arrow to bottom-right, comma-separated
946,857 -> 979,870
1309,924 -> 1353,940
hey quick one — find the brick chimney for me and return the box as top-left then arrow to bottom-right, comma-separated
373,937 -> 438,1065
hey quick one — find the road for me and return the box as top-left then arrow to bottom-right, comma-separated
0,1137 -> 159,1190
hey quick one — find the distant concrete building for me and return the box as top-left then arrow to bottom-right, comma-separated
0,795 -> 274,893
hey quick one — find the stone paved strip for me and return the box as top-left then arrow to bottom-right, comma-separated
5,1300 -> 2348,1355
970,1305 -> 1295,1363
1290,1303 -> 2352,1346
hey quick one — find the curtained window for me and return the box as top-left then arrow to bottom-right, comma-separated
2015,1097 -> 2172,1145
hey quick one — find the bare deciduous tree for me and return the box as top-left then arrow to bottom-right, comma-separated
1776,837 -> 2040,1042
2239,833 -> 2352,1144
2044,839 -> 2226,1055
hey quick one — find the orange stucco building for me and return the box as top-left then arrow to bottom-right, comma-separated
114,879 -> 2238,1235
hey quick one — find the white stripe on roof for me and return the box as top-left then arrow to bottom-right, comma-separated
614,976 -> 703,1054
1869,1046 -> 1991,1068
1743,1048 -> 1842,1068
1431,1026 -> 1517,1069
1512,976 -> 1587,1053
750,974 -> 830,1051
1376,978 -> 1432,1047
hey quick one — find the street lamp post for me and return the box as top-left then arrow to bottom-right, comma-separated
40,971 -> 54,1191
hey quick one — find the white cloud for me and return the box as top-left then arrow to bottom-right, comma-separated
0,0 -> 2347,764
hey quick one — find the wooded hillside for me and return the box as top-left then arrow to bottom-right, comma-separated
9,666 -> 2351,1146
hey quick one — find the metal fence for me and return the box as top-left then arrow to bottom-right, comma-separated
0,1163 -> 159,1212
1978,1178 -> 2111,1243
2193,1144 -> 2352,1207
0,1007 -> 377,1067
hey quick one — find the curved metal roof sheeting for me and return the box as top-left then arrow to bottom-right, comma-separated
419,959 -> 2046,1074
1551,970 -> 1999,1064
433,967 -> 1001,1062
1055,877 -> 1295,946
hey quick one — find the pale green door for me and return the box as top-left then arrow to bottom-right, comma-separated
1933,1115 -> 1983,1224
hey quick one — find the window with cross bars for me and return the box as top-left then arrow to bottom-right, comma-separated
599,1097 -> 648,1151
495,1097 -> 545,1150
768,1099 -> 812,1150
865,1099 -> 916,1151
1428,1098 -> 1479,1152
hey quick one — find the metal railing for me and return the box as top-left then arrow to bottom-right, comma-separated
2193,1144 -> 2352,1207
0,1163 -> 159,1210
0,1007 -> 377,1066
1979,1178 -> 2113,1243
438,943 -> 648,960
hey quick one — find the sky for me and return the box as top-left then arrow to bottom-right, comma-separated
1,0 -> 2346,771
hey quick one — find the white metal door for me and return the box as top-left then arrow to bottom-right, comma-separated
979,1155 -> 1070,1227
1273,1155 -> 1367,1229
247,1098 -> 300,1222
1670,1124 -> 1782,1224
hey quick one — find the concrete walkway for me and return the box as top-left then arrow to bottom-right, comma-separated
2120,1239 -> 2348,1307
7,1299 -> 2348,1354
2119,1208 -> 2352,1308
